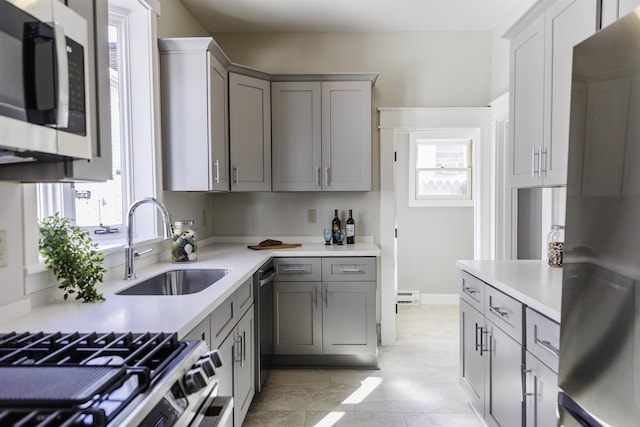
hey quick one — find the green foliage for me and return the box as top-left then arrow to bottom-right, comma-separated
38,212 -> 106,303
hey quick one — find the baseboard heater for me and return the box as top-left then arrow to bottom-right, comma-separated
396,290 -> 420,305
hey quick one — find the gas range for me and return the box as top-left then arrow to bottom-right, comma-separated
0,332 -> 231,427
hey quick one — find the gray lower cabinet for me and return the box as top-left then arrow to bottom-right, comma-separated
273,257 -> 377,366
460,299 -> 485,414
185,277 -> 254,427
525,352 -> 559,427
273,281 -> 322,354
459,271 -> 524,427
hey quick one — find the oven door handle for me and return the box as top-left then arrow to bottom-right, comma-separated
258,267 -> 276,286
191,394 -> 234,427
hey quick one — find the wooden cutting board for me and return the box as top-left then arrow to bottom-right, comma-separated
247,243 -> 302,250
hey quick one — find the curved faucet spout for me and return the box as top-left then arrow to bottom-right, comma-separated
124,197 -> 173,280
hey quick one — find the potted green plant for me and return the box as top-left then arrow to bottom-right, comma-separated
38,212 -> 106,303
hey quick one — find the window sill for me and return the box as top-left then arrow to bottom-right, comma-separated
409,199 -> 474,208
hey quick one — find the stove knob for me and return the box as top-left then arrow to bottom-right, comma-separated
205,349 -> 223,368
195,357 -> 215,377
184,367 -> 207,394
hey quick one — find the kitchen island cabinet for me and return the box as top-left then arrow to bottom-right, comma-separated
271,78 -> 375,191
457,260 -> 563,427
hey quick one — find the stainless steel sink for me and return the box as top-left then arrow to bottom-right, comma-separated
116,269 -> 229,296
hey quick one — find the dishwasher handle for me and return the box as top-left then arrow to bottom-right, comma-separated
258,267 -> 276,286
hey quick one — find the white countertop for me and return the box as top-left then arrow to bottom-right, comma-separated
0,242 -> 380,337
456,259 -> 563,322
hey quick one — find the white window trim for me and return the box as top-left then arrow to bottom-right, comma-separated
36,1 -> 160,250
408,132 -> 474,208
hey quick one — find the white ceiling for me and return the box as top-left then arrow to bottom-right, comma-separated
181,0 -> 536,33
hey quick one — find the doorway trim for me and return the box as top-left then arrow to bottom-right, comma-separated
379,107 -> 492,345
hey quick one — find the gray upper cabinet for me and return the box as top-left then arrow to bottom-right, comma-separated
229,72 -> 272,192
506,0 -> 597,188
159,38 -> 229,192
271,79 -> 373,191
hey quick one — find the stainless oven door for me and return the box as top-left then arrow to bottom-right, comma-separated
254,259 -> 276,393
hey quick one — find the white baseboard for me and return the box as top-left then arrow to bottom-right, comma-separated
420,293 -> 459,305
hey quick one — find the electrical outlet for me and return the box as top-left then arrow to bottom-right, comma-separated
307,209 -> 317,224
0,230 -> 6,268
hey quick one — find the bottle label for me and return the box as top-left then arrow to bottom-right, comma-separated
346,224 -> 355,237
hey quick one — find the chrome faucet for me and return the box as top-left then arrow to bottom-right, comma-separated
124,197 -> 173,280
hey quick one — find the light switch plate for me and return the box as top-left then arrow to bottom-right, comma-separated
0,230 -> 6,267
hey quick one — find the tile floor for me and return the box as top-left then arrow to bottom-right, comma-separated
243,304 -> 484,426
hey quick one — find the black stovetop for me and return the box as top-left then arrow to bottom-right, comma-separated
0,331 -> 186,427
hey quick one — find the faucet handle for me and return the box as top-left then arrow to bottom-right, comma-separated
135,248 -> 154,258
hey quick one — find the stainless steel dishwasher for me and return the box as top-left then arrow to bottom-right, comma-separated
254,258 -> 276,393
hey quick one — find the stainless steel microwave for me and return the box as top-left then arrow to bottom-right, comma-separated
0,0 -> 91,165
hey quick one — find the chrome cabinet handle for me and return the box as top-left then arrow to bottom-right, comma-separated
314,286 -> 318,309
532,148 -> 540,177
523,366 -> 539,425
233,164 -> 239,184
462,286 -> 478,295
325,285 -> 328,309
534,325 -> 559,356
316,167 -> 321,187
475,323 -> 482,351
541,147 -> 547,177
480,329 -> 489,356
489,305 -> 509,318
283,267 -> 307,272
242,331 -> 246,366
214,160 -> 220,183
324,167 -> 330,187
233,334 -> 242,363
339,267 -> 361,273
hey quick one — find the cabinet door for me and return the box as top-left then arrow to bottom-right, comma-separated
234,308 -> 255,427
485,321 -> 523,427
209,53 -> 229,192
183,315 -> 211,349
229,73 -> 271,191
322,281 -> 376,355
160,44 -> 211,191
216,332 -> 234,400
525,352 -> 559,427
460,299 -> 485,416
272,82 -> 322,191
273,282 -> 322,354
509,15 -> 545,188
321,81 -> 372,191
543,0 -> 597,186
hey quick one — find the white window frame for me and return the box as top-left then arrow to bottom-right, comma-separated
37,0 -> 159,248
408,132 -> 474,208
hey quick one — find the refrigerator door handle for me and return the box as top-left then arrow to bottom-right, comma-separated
557,392 -> 604,427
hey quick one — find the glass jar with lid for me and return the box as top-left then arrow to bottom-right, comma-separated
547,225 -> 565,267
171,220 -> 197,262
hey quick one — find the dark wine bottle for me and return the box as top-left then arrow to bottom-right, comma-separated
331,209 -> 341,243
346,209 -> 355,244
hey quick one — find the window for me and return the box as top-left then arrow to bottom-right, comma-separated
37,1 -> 158,246
408,133 -> 473,207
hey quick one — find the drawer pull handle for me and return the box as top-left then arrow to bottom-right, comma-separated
283,267 -> 307,272
339,268 -> 361,273
463,286 -> 478,295
534,325 -> 559,355
489,305 -> 509,318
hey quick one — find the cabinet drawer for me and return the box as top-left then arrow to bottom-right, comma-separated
322,257 -> 376,282
486,286 -> 523,344
460,271 -> 485,313
526,307 -> 559,373
211,294 -> 236,347
235,277 -> 254,316
274,258 -> 321,281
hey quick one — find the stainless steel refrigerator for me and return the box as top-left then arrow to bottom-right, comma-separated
558,6 -> 640,426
